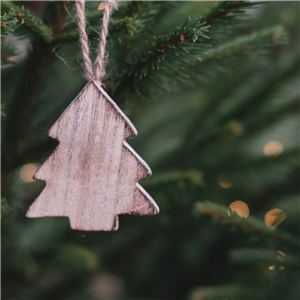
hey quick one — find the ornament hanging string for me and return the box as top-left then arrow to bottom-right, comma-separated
76,0 -> 118,83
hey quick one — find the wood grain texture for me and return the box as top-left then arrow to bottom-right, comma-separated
26,81 -> 159,231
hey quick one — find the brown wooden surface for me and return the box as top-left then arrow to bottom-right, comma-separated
26,81 -> 159,231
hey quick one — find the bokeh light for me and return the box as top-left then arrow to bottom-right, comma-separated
229,201 -> 249,218
277,250 -> 285,261
263,141 -> 283,156
265,208 -> 286,229
98,2 -> 105,10
229,122 -> 243,133
219,181 -> 233,189
91,275 -> 124,299
20,164 -> 39,182
269,265 -> 285,272
272,32 -> 281,39
269,250 -> 285,272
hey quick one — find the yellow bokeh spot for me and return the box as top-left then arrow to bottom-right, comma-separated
272,32 -> 281,40
229,201 -> 249,218
263,141 -> 283,157
98,2 -> 105,10
277,250 -> 285,261
269,250 -> 285,272
219,181 -> 233,188
269,265 -> 285,271
229,122 -> 243,133
20,164 -> 38,183
265,208 -> 286,229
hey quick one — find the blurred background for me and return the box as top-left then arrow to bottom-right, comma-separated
1,1 -> 300,299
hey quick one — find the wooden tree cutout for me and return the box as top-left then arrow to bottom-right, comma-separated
26,81 -> 159,231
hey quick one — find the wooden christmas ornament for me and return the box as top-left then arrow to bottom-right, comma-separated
26,0 -> 159,231
26,81 -> 159,230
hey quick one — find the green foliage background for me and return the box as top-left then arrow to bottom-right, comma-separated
1,1 -> 299,299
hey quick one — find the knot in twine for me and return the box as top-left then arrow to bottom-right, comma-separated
76,0 -> 118,84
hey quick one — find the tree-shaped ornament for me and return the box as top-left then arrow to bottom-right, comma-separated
26,0 -> 159,231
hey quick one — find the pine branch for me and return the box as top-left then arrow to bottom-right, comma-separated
111,16 -> 210,97
111,1 -> 266,100
187,25 -> 288,73
243,96 -> 300,137
119,1 -> 143,18
2,40 -> 53,172
57,1 -> 149,46
57,17 -> 134,44
201,1 -> 265,25
186,147 -> 299,202
0,1 -> 17,13
186,97 -> 299,167
184,52 -> 299,154
59,0 -> 140,31
127,2 -> 169,44
5,6 -> 52,43
229,248 -> 300,267
1,2 -> 69,197
196,201 -> 300,251
141,170 -> 204,188
1,13 -> 16,36
241,147 -> 299,170
122,2 -> 171,62
127,0 -> 145,16
215,60 -> 299,129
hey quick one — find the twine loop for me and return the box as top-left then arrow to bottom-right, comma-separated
76,0 -> 118,83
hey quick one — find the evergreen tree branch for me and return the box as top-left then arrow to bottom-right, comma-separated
5,6 -> 52,43
141,170 -> 204,188
185,52 -> 299,154
243,97 -> 300,137
187,25 -> 287,73
229,248 -> 300,267
196,201 -> 300,251
127,2 -> 169,44
0,13 -> 15,36
241,147 -> 299,170
201,1 -> 265,25
1,2 -> 69,197
53,1 -> 127,36
138,26 -> 289,150
57,17 -> 134,44
119,1 -> 143,18
1,1 -> 17,13
111,17 -> 209,98
192,97 -> 299,165
111,1 -> 262,100
57,1 -> 145,45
